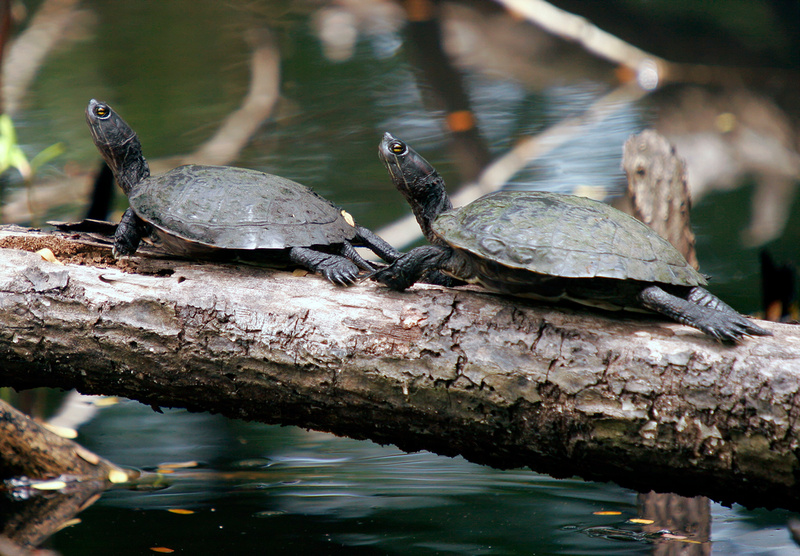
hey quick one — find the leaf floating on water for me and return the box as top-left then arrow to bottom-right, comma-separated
149,547 -> 175,554
79,493 -> 102,512
36,247 -> 63,264
32,480 -> 68,491
108,469 -> 130,484
92,396 -> 120,407
75,446 -> 101,465
42,422 -> 78,439
158,461 -> 199,469
167,509 -> 195,515
592,511 -> 622,516
56,518 -> 81,531
254,510 -> 287,518
628,518 -> 655,525
235,458 -> 272,468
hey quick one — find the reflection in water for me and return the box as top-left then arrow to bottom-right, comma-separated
41,401 -> 800,555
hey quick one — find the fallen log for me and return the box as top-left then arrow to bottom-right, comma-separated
0,398 -> 136,547
0,225 -> 797,511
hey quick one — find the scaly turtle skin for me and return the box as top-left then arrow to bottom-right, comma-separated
85,100 -> 400,285
371,133 -> 771,342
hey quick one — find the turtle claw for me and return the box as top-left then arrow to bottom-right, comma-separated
320,261 -> 359,287
701,314 -> 772,343
370,266 -> 413,291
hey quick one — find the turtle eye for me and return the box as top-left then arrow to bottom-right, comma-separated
94,104 -> 111,119
390,140 -> 407,155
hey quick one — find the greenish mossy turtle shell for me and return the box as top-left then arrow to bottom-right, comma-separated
433,191 -> 706,286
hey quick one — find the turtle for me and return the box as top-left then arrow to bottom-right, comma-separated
84,99 -> 400,285
370,133 -> 771,342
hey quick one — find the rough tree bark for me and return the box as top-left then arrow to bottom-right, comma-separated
0,224 -> 797,511
0,399 -> 135,548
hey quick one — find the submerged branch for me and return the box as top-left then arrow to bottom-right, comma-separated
1,226 -> 799,511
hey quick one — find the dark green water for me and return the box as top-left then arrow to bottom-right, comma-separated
5,0 -> 800,553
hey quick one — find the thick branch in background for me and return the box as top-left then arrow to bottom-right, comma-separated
0,225 -> 798,511
620,129 -> 698,268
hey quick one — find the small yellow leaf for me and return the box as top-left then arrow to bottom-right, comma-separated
32,480 -> 67,491
159,461 -> 199,469
593,511 -> 622,516
167,509 -> 195,515
628,518 -> 655,525
156,468 -> 176,474
36,248 -> 63,264
79,493 -> 102,512
149,548 -> 175,554
292,268 -> 309,277
91,396 -> 120,407
42,423 -> 78,439
341,210 -> 355,227
56,518 -> 81,531
74,446 -> 101,465
108,469 -> 130,484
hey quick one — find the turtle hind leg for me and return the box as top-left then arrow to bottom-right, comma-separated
686,286 -> 739,316
638,285 -> 771,342
289,246 -> 359,286
686,286 -> 771,337
113,207 -> 151,258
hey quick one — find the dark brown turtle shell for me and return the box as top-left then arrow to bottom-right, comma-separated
129,164 -> 357,252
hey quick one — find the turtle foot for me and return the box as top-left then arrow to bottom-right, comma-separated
696,313 -> 772,343
320,262 -> 360,287
369,266 -> 413,291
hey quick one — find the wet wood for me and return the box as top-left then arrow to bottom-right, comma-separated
0,398 -> 123,480
0,398 -> 136,548
1,225 -> 799,512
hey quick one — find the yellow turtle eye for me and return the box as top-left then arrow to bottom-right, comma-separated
390,141 -> 406,155
94,104 -> 110,119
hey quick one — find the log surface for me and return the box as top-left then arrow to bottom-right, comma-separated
0,226 -> 798,510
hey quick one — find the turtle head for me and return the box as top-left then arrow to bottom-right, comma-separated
85,99 -> 149,196
379,133 -> 451,242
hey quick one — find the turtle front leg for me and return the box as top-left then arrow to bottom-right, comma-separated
289,246 -> 360,286
340,240 -> 375,272
113,207 -> 150,258
638,285 -> 770,342
354,225 -> 401,263
370,245 -> 452,291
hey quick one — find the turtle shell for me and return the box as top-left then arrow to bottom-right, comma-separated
129,165 -> 357,250
432,191 -> 706,287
